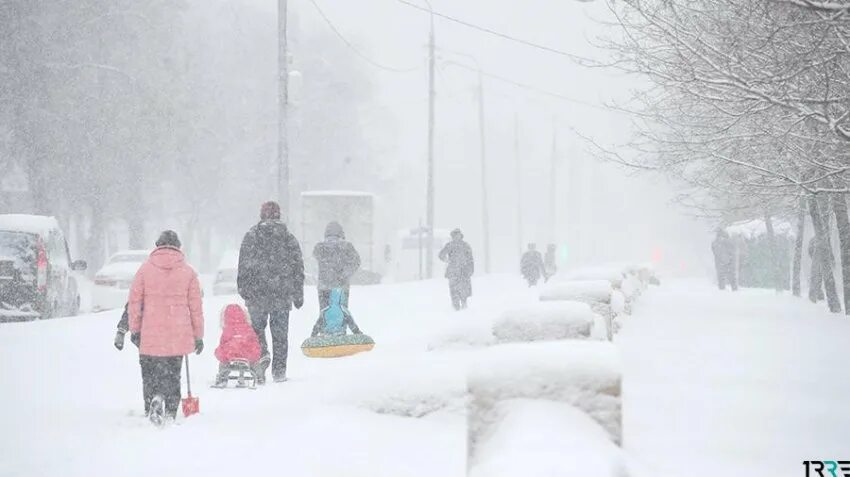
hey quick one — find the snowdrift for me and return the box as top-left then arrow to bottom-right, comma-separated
426,318 -> 496,351
539,280 -> 613,303
466,341 -> 622,446
493,301 -> 595,343
562,266 -> 626,288
469,399 -> 629,477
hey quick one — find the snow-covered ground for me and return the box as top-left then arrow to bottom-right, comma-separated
621,279 -> 850,477
1,275 -> 846,477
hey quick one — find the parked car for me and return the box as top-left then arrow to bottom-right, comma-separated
92,250 -> 150,312
213,250 -> 239,296
0,214 -> 87,322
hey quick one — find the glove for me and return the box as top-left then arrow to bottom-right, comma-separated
130,332 -> 141,348
293,294 -> 304,310
194,338 -> 204,355
114,331 -> 126,350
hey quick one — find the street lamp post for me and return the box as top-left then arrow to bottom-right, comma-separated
278,0 -> 290,220
425,0 -> 436,279
439,53 -> 491,274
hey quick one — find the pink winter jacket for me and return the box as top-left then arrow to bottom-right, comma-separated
128,247 -> 204,357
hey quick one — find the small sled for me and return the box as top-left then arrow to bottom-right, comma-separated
301,333 -> 375,358
211,358 -> 264,389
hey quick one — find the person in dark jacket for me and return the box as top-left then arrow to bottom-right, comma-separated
439,228 -> 475,310
544,243 -> 557,278
521,243 -> 547,287
711,229 -> 737,291
313,221 -> 361,309
114,303 -> 154,416
237,201 -> 305,383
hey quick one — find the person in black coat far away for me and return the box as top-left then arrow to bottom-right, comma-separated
711,229 -> 737,291
237,201 -> 305,384
439,228 -> 475,310
521,243 -> 547,287
313,221 -> 361,310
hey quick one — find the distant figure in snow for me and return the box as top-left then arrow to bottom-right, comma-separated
213,304 -> 265,388
114,302 -> 154,414
237,201 -> 305,384
128,230 -> 204,420
711,229 -> 737,291
313,221 -> 361,311
521,243 -> 547,287
439,228 -> 475,310
544,243 -> 557,278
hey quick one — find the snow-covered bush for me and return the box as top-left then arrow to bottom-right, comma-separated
493,301 -> 595,343
610,290 -> 627,315
539,280 -> 613,303
467,341 -> 622,445
562,266 -> 626,288
469,399 -> 629,477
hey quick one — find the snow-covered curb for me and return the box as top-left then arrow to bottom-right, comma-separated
469,399 -> 629,477
466,340 -> 622,448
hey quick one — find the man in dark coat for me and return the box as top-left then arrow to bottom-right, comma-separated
237,201 -> 305,383
521,243 -> 546,287
711,229 -> 737,291
313,221 -> 361,309
544,243 -> 557,278
439,228 -> 475,310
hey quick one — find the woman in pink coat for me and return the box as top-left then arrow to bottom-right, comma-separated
128,230 -> 204,421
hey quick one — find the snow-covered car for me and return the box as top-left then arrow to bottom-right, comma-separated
213,250 -> 239,296
0,214 -> 87,322
92,250 -> 149,312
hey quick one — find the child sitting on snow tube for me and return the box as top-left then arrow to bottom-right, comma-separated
311,288 -> 363,337
213,304 -> 267,387
303,289 -> 373,358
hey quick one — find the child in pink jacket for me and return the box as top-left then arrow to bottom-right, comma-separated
213,304 -> 265,387
128,230 -> 204,421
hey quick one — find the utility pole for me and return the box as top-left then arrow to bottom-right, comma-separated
549,120 -> 558,243
425,4 -> 436,278
477,71 -> 490,273
515,113 -> 523,255
278,0 -> 290,220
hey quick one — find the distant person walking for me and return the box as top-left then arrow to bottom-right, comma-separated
439,228 -> 475,310
237,201 -> 305,383
521,243 -> 547,287
128,230 -> 204,422
313,221 -> 361,310
711,229 -> 737,291
544,243 -> 557,278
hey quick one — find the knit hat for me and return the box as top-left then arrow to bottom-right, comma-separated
155,230 -> 181,249
325,221 -> 345,239
260,201 -> 281,220
451,228 -> 463,240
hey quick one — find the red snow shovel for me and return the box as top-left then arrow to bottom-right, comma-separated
182,355 -> 200,417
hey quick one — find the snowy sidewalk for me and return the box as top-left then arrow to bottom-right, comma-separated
620,280 -> 850,477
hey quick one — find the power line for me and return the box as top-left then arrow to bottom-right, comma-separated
392,0 -> 592,64
307,0 -> 420,73
442,60 -> 623,113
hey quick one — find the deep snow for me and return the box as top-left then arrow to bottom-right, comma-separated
1,275 -> 846,477
620,279 -> 850,477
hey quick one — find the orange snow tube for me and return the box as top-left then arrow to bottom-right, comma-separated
301,334 -> 375,358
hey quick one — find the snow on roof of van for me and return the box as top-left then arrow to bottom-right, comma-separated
301,190 -> 375,198
0,214 -> 60,236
